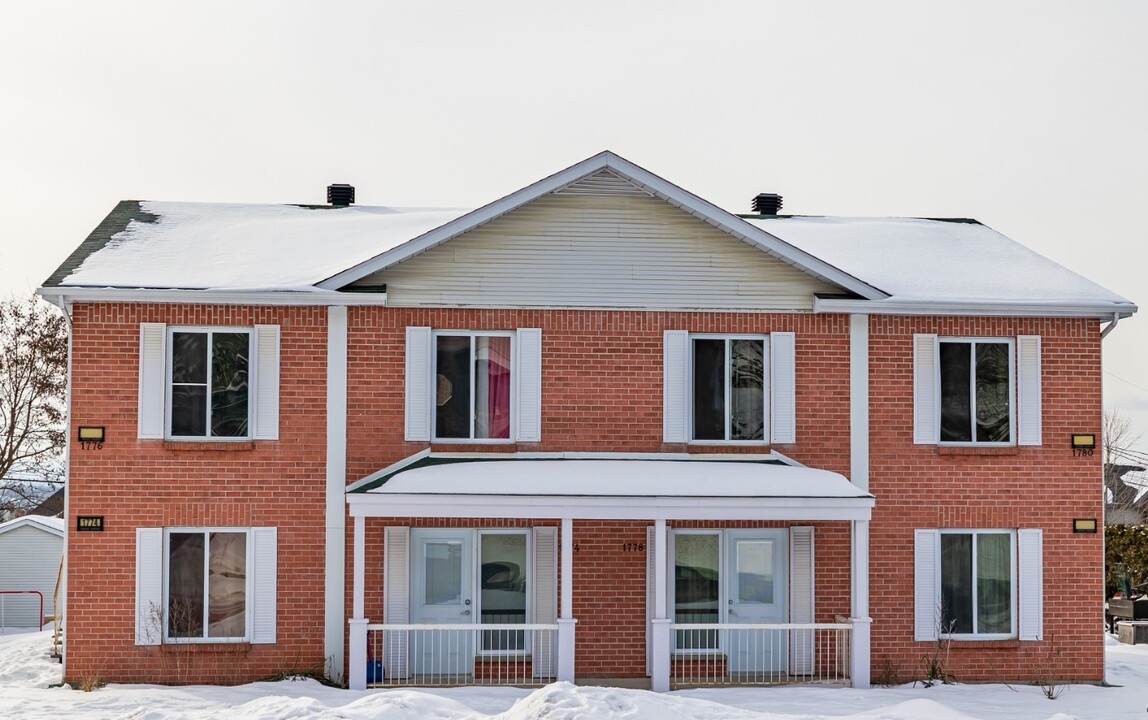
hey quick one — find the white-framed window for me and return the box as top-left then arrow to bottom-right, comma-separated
135,526 -> 277,646
662,331 -> 795,445
168,327 -> 252,439
138,323 -> 280,441
914,527 -> 1042,642
690,336 -> 767,443
913,334 -> 1041,446
165,528 -> 250,641
939,529 -> 1015,638
433,331 -> 515,441
938,338 -> 1013,444
404,327 -> 542,443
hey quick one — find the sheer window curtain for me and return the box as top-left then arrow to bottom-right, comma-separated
476,336 -> 512,439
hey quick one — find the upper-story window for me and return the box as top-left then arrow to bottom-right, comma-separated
169,329 -> 251,438
691,337 -> 766,442
913,334 -> 1040,447
663,330 -> 794,445
138,323 -> 279,442
434,332 -> 514,441
939,339 -> 1012,444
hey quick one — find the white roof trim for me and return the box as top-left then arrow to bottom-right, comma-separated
813,296 -> 1138,319
37,287 -> 390,308
0,515 -> 65,538
346,458 -> 873,522
316,151 -> 887,300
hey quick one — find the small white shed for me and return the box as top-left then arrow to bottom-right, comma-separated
0,515 -> 64,629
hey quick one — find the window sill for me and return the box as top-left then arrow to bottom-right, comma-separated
161,641 -> 252,653
942,638 -> 1020,649
936,446 -> 1020,457
162,441 -> 256,452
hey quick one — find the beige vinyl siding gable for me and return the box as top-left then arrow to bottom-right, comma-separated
360,193 -> 839,310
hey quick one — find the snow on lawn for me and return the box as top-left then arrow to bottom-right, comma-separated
2,629 -> 1147,720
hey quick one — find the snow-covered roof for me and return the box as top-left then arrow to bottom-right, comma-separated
746,215 -> 1132,310
359,459 -> 871,499
0,516 -> 65,538
39,151 -> 1135,317
53,202 -> 467,291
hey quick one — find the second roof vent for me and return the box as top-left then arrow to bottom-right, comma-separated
327,184 -> 355,206
752,193 -> 782,215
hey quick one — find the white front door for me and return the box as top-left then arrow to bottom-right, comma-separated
726,530 -> 788,674
411,529 -> 474,675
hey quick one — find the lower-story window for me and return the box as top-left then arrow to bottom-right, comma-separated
135,525 -> 276,647
167,530 -> 248,640
940,529 -> 1015,637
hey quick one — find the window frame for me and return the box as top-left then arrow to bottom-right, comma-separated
687,333 -> 769,445
165,326 -> 253,442
162,526 -> 254,644
669,529 -> 724,655
936,337 -> 1015,447
476,528 -> 532,657
936,528 -> 1017,640
431,330 -> 517,444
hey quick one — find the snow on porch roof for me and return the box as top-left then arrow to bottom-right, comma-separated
352,458 -> 872,499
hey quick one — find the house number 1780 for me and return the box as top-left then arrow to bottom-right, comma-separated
1073,447 -> 1094,457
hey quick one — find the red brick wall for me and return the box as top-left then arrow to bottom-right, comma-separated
867,316 -> 1104,682
66,302 -> 1104,686
65,303 -> 329,684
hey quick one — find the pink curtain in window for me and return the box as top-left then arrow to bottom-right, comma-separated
476,337 -> 511,439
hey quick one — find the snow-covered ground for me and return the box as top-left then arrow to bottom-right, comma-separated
2,628 -> 1146,719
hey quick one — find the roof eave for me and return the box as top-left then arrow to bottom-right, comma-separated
36,286 -> 390,307
316,151 -> 888,300
813,296 -> 1138,319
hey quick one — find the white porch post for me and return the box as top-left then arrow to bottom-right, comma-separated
348,514 -> 368,691
651,518 -> 671,692
557,517 -> 577,683
850,518 -> 871,689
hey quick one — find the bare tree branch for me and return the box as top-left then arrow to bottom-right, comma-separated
0,296 -> 66,518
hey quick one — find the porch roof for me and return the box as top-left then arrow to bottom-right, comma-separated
346,457 -> 874,521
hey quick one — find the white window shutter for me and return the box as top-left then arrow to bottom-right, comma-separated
135,527 -> 163,645
252,325 -> 280,441
1017,336 -> 1042,446
645,526 -> 656,675
662,331 -> 688,442
789,526 -> 815,675
384,526 -> 410,679
517,328 -> 543,442
404,327 -> 432,442
913,335 -> 939,444
771,332 -> 796,444
533,527 -> 558,678
138,323 -> 167,439
914,529 -> 940,641
250,527 -> 278,644
1017,529 -> 1044,641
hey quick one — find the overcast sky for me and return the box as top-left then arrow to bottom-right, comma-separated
4,1 -> 1147,451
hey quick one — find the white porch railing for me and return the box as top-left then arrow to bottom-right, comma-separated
669,622 -> 852,688
364,623 -> 560,687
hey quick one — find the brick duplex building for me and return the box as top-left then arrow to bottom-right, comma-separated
39,152 -> 1134,690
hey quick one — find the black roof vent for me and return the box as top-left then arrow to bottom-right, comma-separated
327,184 -> 355,206
752,193 -> 782,215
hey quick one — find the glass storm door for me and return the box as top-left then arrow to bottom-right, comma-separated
411,529 -> 474,675
726,530 -> 788,674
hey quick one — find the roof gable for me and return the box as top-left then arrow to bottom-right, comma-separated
0,515 -> 65,538
317,151 -> 886,300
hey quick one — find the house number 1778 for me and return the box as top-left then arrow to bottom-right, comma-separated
621,543 -> 645,552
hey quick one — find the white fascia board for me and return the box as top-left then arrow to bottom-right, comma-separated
315,151 -> 887,300
37,287 -> 390,307
814,296 -> 1138,319
344,448 -> 432,494
0,516 -> 65,538
347,492 -> 874,522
